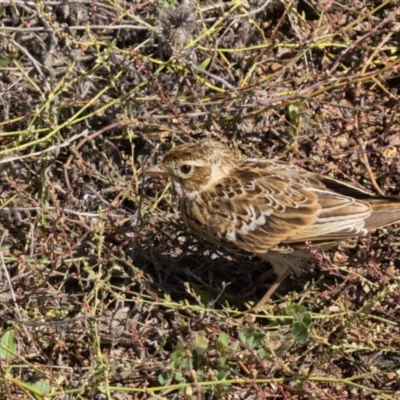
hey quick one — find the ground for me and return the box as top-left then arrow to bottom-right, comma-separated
0,0 -> 400,398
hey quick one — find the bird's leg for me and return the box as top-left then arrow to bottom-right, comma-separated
253,269 -> 290,309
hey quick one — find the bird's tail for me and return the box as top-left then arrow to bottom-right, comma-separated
365,198 -> 400,231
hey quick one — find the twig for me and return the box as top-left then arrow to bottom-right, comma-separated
0,24 -> 148,32
228,0 -> 271,20
64,122 -> 125,194
0,235 -> 32,341
183,58 -> 236,91
357,136 -> 385,196
5,36 -> 51,93
0,130 -> 89,165
0,206 -> 129,218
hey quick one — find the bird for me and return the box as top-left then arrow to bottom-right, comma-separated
147,140 -> 400,308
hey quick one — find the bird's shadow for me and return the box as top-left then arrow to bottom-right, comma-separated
111,206 -> 400,311
130,232 -> 317,309
129,224 -> 400,310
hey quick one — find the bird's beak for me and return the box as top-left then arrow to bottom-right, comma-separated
146,164 -> 167,175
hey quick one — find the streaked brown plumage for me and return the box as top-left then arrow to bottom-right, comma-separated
147,140 -> 400,307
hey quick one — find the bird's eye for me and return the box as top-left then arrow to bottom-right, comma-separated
180,164 -> 192,174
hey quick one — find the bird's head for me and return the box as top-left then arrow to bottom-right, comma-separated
147,140 -> 237,192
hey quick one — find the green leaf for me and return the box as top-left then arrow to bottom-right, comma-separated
256,348 -> 268,359
238,327 -> 266,349
192,330 -> 209,355
190,283 -> 210,305
297,312 -> 311,327
170,343 -> 186,367
285,304 -> 306,316
218,356 -> 227,366
215,369 -> 230,380
199,58 -> 211,70
0,330 -> 17,362
294,378 -> 305,389
292,322 -> 309,343
158,370 -> 172,385
0,58 -> 10,67
174,371 -> 185,382
238,327 -> 253,344
32,380 -> 51,400
288,104 -> 301,124
285,304 -> 312,343
216,332 -> 231,354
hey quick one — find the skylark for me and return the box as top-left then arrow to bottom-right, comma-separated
147,140 -> 400,307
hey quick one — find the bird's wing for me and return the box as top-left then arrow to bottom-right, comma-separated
182,160 -> 372,255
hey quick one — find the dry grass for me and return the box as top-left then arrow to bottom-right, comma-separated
1,0 -> 400,398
